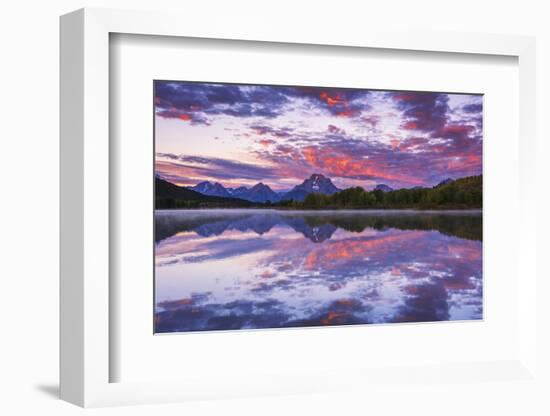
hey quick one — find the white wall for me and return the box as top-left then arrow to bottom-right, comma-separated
0,1 -> 548,415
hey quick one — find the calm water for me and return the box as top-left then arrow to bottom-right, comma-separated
154,209 -> 482,333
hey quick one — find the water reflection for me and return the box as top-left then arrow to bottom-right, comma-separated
155,209 -> 482,333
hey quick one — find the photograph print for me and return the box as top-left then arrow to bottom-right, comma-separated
154,80 -> 483,334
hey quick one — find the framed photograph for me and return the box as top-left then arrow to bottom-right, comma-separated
153,80 -> 484,334
60,8 -> 539,408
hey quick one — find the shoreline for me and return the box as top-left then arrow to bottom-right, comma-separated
155,208 -> 482,214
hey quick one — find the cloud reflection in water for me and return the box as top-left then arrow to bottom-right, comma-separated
155,210 -> 482,333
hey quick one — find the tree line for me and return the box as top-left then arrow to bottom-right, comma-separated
275,175 -> 482,210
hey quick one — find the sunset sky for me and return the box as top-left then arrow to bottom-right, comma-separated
154,81 -> 482,191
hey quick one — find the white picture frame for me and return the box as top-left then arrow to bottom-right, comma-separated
60,7 -> 538,408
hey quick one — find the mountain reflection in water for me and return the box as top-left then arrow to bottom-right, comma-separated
155,209 -> 482,333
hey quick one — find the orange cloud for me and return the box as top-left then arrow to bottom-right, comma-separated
157,298 -> 193,309
303,232 -> 423,271
334,299 -> 355,307
336,108 -> 356,118
300,146 -> 423,185
392,93 -> 417,101
320,91 -> 345,107
320,311 -> 348,325
317,92 -> 359,117
259,139 -> 276,147
439,124 -> 474,136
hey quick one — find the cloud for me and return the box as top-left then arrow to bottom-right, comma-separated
360,115 -> 380,128
250,124 -> 294,138
258,139 -> 276,147
292,86 -> 371,117
155,297 -> 291,333
155,109 -> 211,125
327,124 -> 345,134
155,81 -> 372,124
391,91 -> 449,134
392,282 -> 451,323
155,82 -> 291,124
156,152 -> 281,184
252,122 -> 481,189
462,103 -> 483,113
255,131 -> 438,187
390,91 -> 482,142
155,82 -> 482,189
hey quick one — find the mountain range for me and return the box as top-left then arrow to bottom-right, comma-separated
156,177 -> 255,208
187,174 -> 341,203
156,173 -> 481,210
157,173 -> 482,210
189,181 -> 231,197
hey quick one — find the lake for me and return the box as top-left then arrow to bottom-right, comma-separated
154,209 -> 482,333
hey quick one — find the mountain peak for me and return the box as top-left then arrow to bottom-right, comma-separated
309,173 -> 326,180
374,184 -> 393,192
245,182 -> 280,203
190,181 -> 231,198
282,174 -> 340,201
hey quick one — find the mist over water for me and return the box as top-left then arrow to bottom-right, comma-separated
154,209 -> 482,333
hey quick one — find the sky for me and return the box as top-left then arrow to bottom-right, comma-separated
154,81 -> 483,191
